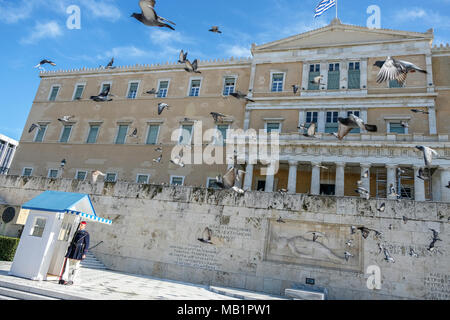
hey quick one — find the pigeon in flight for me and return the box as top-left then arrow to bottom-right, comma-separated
154,144 -> 163,153
383,248 -> 395,263
357,226 -> 381,239
410,109 -> 429,115
278,189 -> 288,194
446,181 -> 450,189
350,226 -> 356,235
401,121 -> 409,128
362,170 -> 369,179
215,167 -> 246,194
402,216 -> 409,224
197,227 -> 213,244
303,123 -> 318,138
153,154 -> 162,163
276,216 -> 286,223
170,155 -> 185,167
377,243 -> 384,255
310,75 -> 325,86
131,0 -> 176,30
146,88 -> 158,95
184,59 -> 201,73
292,85 -> 299,94
209,26 -> 222,34
158,103 -> 170,115
210,112 -> 228,123
388,184 -> 400,200
427,228 -> 442,252
416,146 -> 438,167
105,57 -> 116,69
377,202 -> 386,213
332,115 -> 377,140
344,251 -> 354,261
178,50 -> 188,64
35,59 -> 56,71
230,91 -> 255,103
355,180 -> 370,200
90,87 -> 113,102
28,123 -> 41,133
129,128 -> 138,137
91,170 -> 106,184
375,56 -> 427,85
409,248 -> 419,258
346,240 -> 354,247
397,167 -> 406,175
58,115 -> 75,124
306,231 -> 324,242
417,168 -> 429,181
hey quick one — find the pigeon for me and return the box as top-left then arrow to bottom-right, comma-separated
383,248 -> 395,263
276,216 -> 286,223
158,103 -> 170,115
377,243 -> 384,255
427,229 -> 442,252
415,146 -> 438,167
409,248 -> 418,258
310,75 -> 325,86
292,85 -> 299,94
209,26 -> 222,34
362,170 -> 369,179
90,86 -> 113,102
105,57 -> 116,69
35,59 -> 56,71
197,227 -> 213,244
231,186 -> 245,194
28,123 -> 40,133
355,180 -> 370,200
303,123 -> 318,138
417,168 -> 428,181
131,0 -> 176,30
346,240 -> 353,247
306,231 -> 323,242
377,202 -> 386,212
316,164 -> 329,170
402,216 -> 408,224
178,50 -> 188,64
344,251 -> 354,261
215,167 -> 246,193
350,226 -> 356,235
278,189 -> 288,194
357,226 -> 372,239
410,109 -> 429,115
146,88 -> 158,95
230,91 -> 255,103
58,115 -> 75,124
129,128 -> 138,137
397,167 -> 406,175
375,56 -> 427,85
155,144 -> 163,153
340,114 -> 377,133
91,170 -> 106,184
446,181 -> 450,189
401,121 -> 409,128
170,155 -> 185,167
210,112 -> 228,123
184,59 -> 201,73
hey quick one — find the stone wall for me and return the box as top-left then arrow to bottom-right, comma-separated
0,174 -> 449,299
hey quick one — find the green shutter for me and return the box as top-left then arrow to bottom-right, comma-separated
308,72 -> 320,90
87,126 -> 99,143
348,70 -> 360,89
60,126 -> 72,143
179,125 -> 193,144
115,125 -> 128,144
74,85 -> 84,99
389,80 -> 403,88
327,71 -> 340,90
34,125 -> 47,142
49,87 -> 59,101
146,125 -> 160,145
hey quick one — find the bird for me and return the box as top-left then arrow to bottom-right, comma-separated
303,123 -> 318,138
197,227 -> 213,244
184,59 -> 201,73
362,170 -> 369,179
402,216 -> 408,224
131,0 -> 176,30
401,121 -> 409,128
355,181 -> 370,200
417,168 -> 429,181
388,184 -> 401,200
357,226 -> 372,239
292,85 -> 299,94
315,164 -> 329,170
230,91 -> 255,103
278,189 -> 288,194
90,86 -> 113,102
377,203 -> 386,213
105,57 -> 115,69
332,114 -> 377,140
310,75 -> 325,86
178,50 -> 188,64
410,109 -> 429,115
415,146 -> 438,167
158,103 -> 170,115
377,243 -> 384,255
34,59 -> 56,71
210,112 -> 228,123
170,155 -> 185,167
154,144 -> 163,153
446,181 -> 450,189
427,228 -> 442,252
57,115 -> 75,124
375,56 -> 427,85
208,26 -> 222,34
146,88 -> 158,95
383,248 -> 395,263
397,167 -> 406,175
276,216 -> 286,223
91,170 -> 106,184
409,248 -> 418,258
153,154 -> 162,163
215,167 -> 246,193
231,186 -> 245,194
28,123 -> 40,133
350,226 -> 356,235
346,240 -> 353,247
306,231 -> 323,242
129,128 -> 138,137
344,251 -> 354,261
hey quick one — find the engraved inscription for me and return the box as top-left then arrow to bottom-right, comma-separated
424,273 -> 450,300
168,244 -> 221,271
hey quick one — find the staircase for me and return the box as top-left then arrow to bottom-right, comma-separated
80,251 -> 108,270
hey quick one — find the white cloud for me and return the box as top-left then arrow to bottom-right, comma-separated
224,45 -> 251,58
393,7 -> 450,28
97,46 -> 149,60
20,21 -> 63,45
78,0 -> 121,22
0,0 -> 34,24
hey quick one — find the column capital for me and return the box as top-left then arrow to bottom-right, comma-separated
360,163 -> 371,168
335,161 -> 346,167
288,160 -> 299,167
386,164 -> 398,169
412,164 -> 423,170
311,161 -> 322,167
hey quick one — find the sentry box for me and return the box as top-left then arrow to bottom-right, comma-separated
9,191 -> 112,281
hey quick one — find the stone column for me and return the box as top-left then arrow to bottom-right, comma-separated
243,163 -> 254,191
335,162 -> 345,197
301,64 -> 309,92
360,58 -> 368,91
360,163 -> 371,194
428,106 -> 437,135
320,62 -> 328,90
340,60 -> 348,90
413,165 -> 425,202
311,162 -> 321,195
318,111 -> 325,133
440,166 -> 450,203
265,171 -> 274,193
386,164 -> 398,199
425,54 -> 434,93
287,161 -> 298,194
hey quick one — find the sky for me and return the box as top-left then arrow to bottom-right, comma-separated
0,0 -> 449,141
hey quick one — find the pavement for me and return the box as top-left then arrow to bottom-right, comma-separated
0,261 -> 287,300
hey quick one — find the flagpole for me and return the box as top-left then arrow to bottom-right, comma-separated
336,0 -> 338,19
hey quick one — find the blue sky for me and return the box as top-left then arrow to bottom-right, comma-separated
0,0 -> 449,141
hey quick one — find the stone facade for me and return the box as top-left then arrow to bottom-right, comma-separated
0,175 -> 448,299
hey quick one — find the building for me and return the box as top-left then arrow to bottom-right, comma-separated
10,19 -> 450,202
0,133 -> 18,175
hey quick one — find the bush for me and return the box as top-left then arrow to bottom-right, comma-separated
0,236 -> 20,261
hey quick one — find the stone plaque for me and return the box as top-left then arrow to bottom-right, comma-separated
265,220 -> 363,272
424,273 -> 450,300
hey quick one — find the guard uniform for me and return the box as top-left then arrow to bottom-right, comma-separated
61,222 -> 90,285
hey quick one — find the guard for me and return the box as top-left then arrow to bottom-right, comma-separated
59,221 -> 90,285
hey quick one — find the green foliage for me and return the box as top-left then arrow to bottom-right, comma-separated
0,235 -> 20,261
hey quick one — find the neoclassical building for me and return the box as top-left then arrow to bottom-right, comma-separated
10,19 -> 450,202
0,133 -> 18,175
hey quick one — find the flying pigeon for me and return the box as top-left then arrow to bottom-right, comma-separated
350,226 -> 356,235
377,243 -> 384,255
410,109 -> 429,115
91,170 -> 106,184
332,115 -> 377,140
401,121 -> 409,128
170,155 -> 185,167
184,59 -> 201,73
402,216 -> 408,224
310,75 -> 325,85
131,0 -> 176,30
197,227 -> 213,244
344,251 -> 354,261
415,146 -> 438,167
292,85 -> 299,94
209,26 -> 222,34
362,170 -> 369,179
58,115 -> 75,124
278,189 -> 288,194
215,167 -> 246,194
230,91 -> 255,103
155,144 -> 163,153
427,228 -> 442,253
306,231 -> 323,242
417,168 -> 428,181
357,226 -> 378,239
355,180 -> 370,200
375,56 -> 427,85
383,248 -> 395,263
377,202 -> 386,212
129,128 -> 138,137
276,216 -> 286,223
146,88 -> 158,95
346,240 -> 354,247
303,123 -> 318,138
388,183 -> 400,200
105,57 -> 116,69
397,167 -> 406,175
178,50 -> 188,64
153,154 -> 162,163
90,86 -> 113,102
35,59 -> 56,71
409,248 -> 418,258
210,112 -> 228,123
158,103 -> 170,115
231,186 -> 245,194
28,123 -> 40,133
446,181 -> 450,189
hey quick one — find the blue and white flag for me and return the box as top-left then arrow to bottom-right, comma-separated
314,0 -> 336,17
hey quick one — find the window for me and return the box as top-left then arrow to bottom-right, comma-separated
75,171 -> 87,181
22,168 -> 33,177
178,124 -> 193,145
86,125 -> 100,143
73,84 -> 85,100
127,82 -> 139,99
348,62 -> 360,89
207,177 -> 221,189
189,79 -> 201,97
58,222 -> 72,241
223,77 -> 236,96
48,169 -> 59,179
170,176 -> 185,186
136,174 -> 150,184
389,122 -> 406,134
306,111 -> 318,124
34,124 -> 47,142
115,125 -> 129,144
49,86 -> 60,101
389,80 -> 403,88
146,125 -> 160,145
215,124 -> 229,146
266,123 -> 281,133
30,217 -> 46,238
325,111 -> 339,133
59,125 -> 72,143
308,64 -> 320,90
101,83 -> 111,94
157,80 -> 169,98
347,111 -> 361,133
105,173 -> 117,182
327,63 -> 340,90
271,73 -> 284,92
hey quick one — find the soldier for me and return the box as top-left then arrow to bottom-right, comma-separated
59,221 -> 90,285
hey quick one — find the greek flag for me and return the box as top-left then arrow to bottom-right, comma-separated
314,0 -> 336,17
